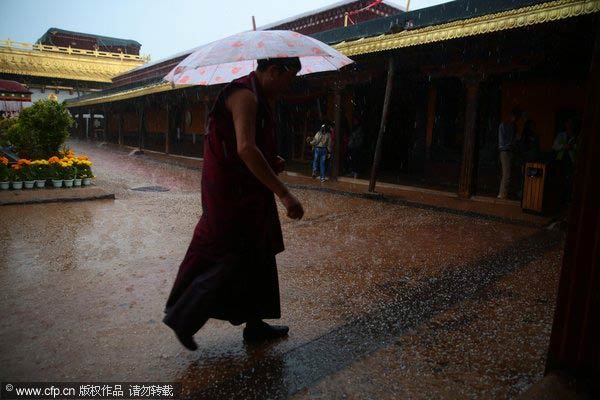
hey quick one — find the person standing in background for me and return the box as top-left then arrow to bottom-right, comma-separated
498,107 -> 522,199
307,124 -> 331,182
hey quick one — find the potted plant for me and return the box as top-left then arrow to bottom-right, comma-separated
76,157 -> 94,186
0,156 -> 9,189
9,164 -> 23,189
18,159 -> 36,189
48,156 -> 63,188
60,158 -> 76,188
73,156 -> 92,186
31,159 -> 49,188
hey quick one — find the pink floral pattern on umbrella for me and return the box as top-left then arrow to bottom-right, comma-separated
164,30 -> 353,86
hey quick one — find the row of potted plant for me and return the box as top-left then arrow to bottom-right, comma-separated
0,150 -> 95,190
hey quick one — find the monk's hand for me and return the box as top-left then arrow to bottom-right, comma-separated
279,191 -> 304,220
274,156 -> 286,174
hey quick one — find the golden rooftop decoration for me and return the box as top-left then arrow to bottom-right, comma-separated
67,0 -> 599,107
67,82 -> 175,107
334,0 -> 600,56
0,39 -> 150,83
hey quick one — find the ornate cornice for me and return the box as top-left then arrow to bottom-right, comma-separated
66,0 -> 600,107
66,82 -> 176,107
0,41 -> 148,83
334,0 -> 600,56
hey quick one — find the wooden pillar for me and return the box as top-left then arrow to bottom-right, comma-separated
87,108 -> 92,140
118,111 -> 123,146
102,105 -> 108,142
425,85 -> 437,160
78,108 -> 85,139
165,103 -> 171,154
137,102 -> 145,151
458,78 -> 480,199
368,56 -> 396,193
332,84 -> 343,180
545,23 -> 600,380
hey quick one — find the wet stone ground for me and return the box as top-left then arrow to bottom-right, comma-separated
0,141 -> 563,399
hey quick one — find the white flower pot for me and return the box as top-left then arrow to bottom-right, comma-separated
24,180 -> 36,189
64,179 -> 74,188
51,179 -> 63,188
35,180 -> 46,188
12,181 -> 23,190
0,181 -> 9,190
74,178 -> 82,187
82,178 -> 92,186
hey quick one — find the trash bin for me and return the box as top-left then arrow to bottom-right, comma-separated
522,161 -> 561,214
522,162 -> 546,213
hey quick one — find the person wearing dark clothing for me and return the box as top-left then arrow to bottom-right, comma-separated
347,118 -> 364,178
518,119 -> 541,163
553,117 -> 580,203
163,58 -> 304,351
498,107 -> 522,199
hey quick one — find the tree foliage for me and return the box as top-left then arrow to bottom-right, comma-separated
6,100 -> 74,159
0,117 -> 18,147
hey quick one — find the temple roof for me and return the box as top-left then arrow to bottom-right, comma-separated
111,1 -> 406,84
0,39 -> 149,83
319,0 -> 600,56
313,0 -> 559,44
257,0 -> 406,30
37,28 -> 142,48
0,79 -> 31,94
66,0 -> 599,107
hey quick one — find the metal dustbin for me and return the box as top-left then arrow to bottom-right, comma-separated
522,162 -> 560,214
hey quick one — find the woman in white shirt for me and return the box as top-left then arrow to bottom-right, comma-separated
307,124 -> 331,182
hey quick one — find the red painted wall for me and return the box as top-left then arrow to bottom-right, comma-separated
146,107 -> 168,133
123,111 -> 138,132
107,113 -> 119,132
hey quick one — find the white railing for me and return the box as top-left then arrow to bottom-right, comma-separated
0,39 -> 151,62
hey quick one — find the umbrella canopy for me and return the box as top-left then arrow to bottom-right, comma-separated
164,30 -> 353,86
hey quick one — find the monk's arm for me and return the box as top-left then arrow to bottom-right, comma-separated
228,89 -> 303,219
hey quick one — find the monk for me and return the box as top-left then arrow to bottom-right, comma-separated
163,57 -> 304,351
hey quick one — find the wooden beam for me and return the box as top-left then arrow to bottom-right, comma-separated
368,56 -> 395,193
420,55 -> 544,79
458,78 -> 480,198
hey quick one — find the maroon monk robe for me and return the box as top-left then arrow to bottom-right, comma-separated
163,72 -> 284,335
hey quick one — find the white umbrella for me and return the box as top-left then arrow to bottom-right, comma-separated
164,30 -> 353,86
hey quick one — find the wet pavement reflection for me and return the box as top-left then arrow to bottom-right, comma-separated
0,140 -> 563,398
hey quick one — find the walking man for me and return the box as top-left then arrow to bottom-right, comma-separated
163,58 -> 304,350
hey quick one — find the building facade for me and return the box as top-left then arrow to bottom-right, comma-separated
66,0 -> 599,204
0,30 -> 148,114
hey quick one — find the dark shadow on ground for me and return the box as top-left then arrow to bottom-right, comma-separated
182,230 -> 563,399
